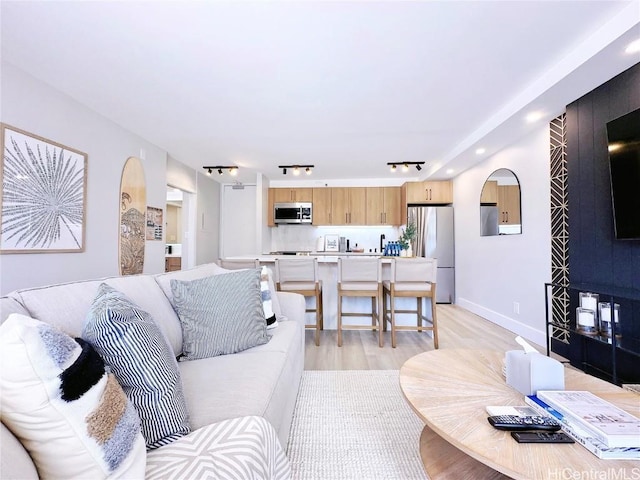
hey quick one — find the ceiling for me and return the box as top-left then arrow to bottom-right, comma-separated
2,1 -> 639,185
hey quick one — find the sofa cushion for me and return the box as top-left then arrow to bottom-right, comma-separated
0,296 -> 30,324
146,416 -> 291,480
0,314 -> 146,479
7,275 -> 183,355
170,268 -> 270,360
83,283 -> 190,450
156,262 -> 287,322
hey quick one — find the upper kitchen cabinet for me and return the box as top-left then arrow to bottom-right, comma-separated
268,188 -> 313,226
404,181 -> 453,204
480,180 -> 498,204
312,188 -> 333,225
365,187 -> 401,225
331,187 -> 366,225
271,187 -> 313,203
498,185 -> 521,225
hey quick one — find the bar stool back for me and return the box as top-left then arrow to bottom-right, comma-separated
275,258 -> 323,346
337,257 -> 383,347
218,259 -> 260,270
382,257 -> 438,348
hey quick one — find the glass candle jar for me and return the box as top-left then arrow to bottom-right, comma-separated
598,302 -> 621,338
576,307 -> 598,335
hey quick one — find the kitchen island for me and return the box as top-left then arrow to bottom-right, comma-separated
224,254 -> 439,333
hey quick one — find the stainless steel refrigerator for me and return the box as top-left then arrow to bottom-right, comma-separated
407,206 -> 455,303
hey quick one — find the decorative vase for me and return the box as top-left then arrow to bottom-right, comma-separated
400,249 -> 407,257
406,244 -> 413,257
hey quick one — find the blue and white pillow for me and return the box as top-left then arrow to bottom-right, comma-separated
0,314 -> 146,478
261,266 -> 278,329
171,268 -> 270,360
83,283 -> 190,450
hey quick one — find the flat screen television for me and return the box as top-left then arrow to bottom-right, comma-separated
606,108 -> 640,240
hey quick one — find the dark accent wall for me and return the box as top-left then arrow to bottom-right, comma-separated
566,63 -> 640,296
564,63 -> 640,384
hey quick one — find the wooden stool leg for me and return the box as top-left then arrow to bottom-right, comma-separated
417,297 -> 423,332
319,288 -> 324,330
431,297 -> 439,349
391,291 -> 397,348
315,292 -> 321,347
337,292 -> 343,347
377,291 -> 383,348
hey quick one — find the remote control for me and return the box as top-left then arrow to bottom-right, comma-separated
511,431 -> 575,443
487,415 -> 561,431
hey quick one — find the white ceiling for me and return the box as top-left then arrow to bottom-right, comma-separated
2,1 -> 639,185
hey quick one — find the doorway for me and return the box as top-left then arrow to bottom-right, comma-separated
166,186 -> 196,271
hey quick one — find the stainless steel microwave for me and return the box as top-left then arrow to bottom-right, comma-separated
274,202 -> 312,224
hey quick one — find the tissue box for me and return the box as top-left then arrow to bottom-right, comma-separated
505,351 -> 564,396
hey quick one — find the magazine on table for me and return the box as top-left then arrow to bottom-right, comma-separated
536,390 -> 640,448
525,395 -> 640,460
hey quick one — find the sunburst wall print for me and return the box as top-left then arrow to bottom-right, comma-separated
0,124 -> 87,253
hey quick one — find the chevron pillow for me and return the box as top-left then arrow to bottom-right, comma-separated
0,314 -> 146,478
146,416 -> 291,480
170,268 -> 270,360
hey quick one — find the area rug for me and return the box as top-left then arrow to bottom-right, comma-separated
286,370 -> 427,480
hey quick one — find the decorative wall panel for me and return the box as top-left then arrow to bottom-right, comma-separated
549,114 -> 569,343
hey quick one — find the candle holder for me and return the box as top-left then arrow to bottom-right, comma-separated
598,302 -> 621,338
576,307 -> 598,335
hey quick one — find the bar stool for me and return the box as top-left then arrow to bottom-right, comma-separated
218,259 -> 260,270
337,257 -> 383,347
275,258 -> 323,346
382,257 -> 438,349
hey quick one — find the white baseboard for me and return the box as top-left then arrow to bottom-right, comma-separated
456,297 -> 546,350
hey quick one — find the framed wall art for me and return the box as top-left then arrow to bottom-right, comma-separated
146,206 -> 163,241
0,124 -> 87,253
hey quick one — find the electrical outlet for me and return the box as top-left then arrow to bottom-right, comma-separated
513,302 -> 520,315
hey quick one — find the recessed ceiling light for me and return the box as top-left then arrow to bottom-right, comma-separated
625,39 -> 640,54
526,111 -> 543,123
475,148 -> 486,155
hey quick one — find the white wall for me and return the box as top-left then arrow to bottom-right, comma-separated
196,172 -> 220,265
454,125 -> 552,347
0,63 -> 221,294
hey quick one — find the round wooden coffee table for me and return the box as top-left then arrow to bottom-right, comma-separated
400,349 -> 640,480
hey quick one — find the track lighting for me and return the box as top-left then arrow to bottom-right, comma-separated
202,166 -> 239,177
279,165 -> 314,175
387,162 -> 425,172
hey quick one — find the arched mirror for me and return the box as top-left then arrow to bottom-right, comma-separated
480,168 -> 522,236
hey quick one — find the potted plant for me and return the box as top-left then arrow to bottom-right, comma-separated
399,222 -> 417,257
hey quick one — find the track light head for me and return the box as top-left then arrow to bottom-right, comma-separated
293,166 -> 300,176
229,167 -> 238,176
206,168 -> 212,175
402,163 -> 409,172
390,164 -> 397,172
416,164 -> 422,171
305,167 -> 312,175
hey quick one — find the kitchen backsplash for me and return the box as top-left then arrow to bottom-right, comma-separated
269,225 -> 401,254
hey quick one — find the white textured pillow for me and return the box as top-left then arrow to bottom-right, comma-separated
0,314 -> 146,479
171,269 -> 270,360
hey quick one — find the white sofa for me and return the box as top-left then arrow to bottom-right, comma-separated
0,262 -> 306,479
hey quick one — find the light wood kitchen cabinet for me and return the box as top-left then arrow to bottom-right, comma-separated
497,185 -> 521,225
165,257 -> 182,272
331,187 -> 366,225
365,187 -> 401,225
404,181 -> 453,204
267,188 -> 314,226
312,188 -> 333,225
480,180 -> 498,204
270,187 -> 313,203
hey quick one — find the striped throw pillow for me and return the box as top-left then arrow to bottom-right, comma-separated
0,314 -> 146,478
261,266 -> 278,329
83,283 -> 190,450
170,268 -> 270,360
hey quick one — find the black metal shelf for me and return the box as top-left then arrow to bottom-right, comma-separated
545,283 -> 640,386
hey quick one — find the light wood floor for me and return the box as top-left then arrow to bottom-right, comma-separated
304,304 -> 544,370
